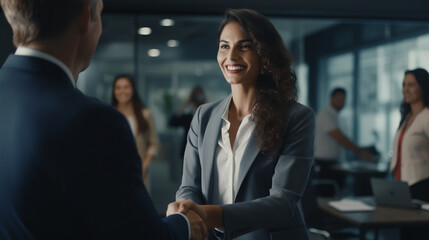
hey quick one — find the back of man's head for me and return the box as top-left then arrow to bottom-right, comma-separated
1,0 -> 99,46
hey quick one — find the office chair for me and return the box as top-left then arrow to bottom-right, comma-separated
302,170 -> 360,240
312,178 -> 341,197
309,228 -> 331,240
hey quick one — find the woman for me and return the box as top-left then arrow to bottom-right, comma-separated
112,75 -> 158,188
169,86 -> 207,158
172,9 -> 315,240
391,68 -> 429,202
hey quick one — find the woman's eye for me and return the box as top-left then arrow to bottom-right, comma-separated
220,44 -> 229,49
241,44 -> 252,49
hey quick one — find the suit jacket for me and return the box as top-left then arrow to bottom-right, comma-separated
390,107 -> 429,185
0,55 -> 188,240
176,96 -> 315,240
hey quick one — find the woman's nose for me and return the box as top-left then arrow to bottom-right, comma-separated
228,47 -> 239,60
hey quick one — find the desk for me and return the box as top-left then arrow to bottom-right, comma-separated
330,161 -> 388,176
330,162 -> 388,195
318,197 -> 429,240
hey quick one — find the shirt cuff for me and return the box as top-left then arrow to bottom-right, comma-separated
174,212 -> 191,240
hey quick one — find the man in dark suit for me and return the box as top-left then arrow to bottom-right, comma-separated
0,0 -> 207,239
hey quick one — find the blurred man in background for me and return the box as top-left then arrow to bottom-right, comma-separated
314,88 -> 372,189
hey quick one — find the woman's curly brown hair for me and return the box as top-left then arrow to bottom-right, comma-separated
218,9 -> 298,156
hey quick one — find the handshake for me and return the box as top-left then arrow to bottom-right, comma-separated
167,199 -> 221,240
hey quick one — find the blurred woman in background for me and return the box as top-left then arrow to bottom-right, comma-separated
112,75 -> 158,190
391,67 -> 429,240
391,68 -> 429,202
169,86 -> 207,158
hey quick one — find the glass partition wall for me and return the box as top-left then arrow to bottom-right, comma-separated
312,24 -> 429,164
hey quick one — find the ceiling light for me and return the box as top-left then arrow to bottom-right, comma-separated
138,27 -> 152,35
167,40 -> 180,47
160,19 -> 175,27
148,49 -> 160,57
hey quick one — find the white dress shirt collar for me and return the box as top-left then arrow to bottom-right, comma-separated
213,96 -> 254,205
15,47 -> 75,87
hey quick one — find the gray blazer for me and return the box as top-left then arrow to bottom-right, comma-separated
176,96 -> 315,240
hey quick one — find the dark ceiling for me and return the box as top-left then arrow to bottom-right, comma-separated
103,0 -> 429,21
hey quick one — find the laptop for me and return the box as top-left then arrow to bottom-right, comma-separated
370,178 -> 421,209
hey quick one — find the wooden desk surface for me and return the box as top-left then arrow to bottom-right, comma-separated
318,197 -> 429,228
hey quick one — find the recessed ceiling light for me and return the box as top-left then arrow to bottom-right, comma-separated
167,40 -> 180,47
138,27 -> 152,35
148,49 -> 160,57
160,18 -> 175,27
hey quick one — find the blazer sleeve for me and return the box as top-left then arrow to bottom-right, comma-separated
424,111 -> 429,138
65,105 -> 188,240
221,106 -> 315,239
142,108 -> 159,158
176,106 -> 206,204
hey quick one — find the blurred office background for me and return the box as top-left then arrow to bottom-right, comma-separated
1,0 -> 429,236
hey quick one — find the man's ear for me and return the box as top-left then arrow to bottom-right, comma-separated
76,0 -> 91,34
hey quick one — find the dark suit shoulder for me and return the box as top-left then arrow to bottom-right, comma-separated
65,90 -> 126,127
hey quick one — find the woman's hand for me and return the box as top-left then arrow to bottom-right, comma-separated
167,199 -> 207,221
167,199 -> 223,229
142,155 -> 152,179
167,199 -> 208,240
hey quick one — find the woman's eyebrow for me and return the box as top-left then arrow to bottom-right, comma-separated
219,39 -> 252,44
238,39 -> 252,43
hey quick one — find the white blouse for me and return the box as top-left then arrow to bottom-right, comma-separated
212,97 -> 255,205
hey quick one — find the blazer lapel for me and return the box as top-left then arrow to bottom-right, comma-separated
201,96 -> 230,203
234,131 -> 260,201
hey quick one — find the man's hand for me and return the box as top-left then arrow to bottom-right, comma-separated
167,199 -> 209,239
167,199 -> 207,221
329,129 -> 374,161
167,199 -> 223,229
185,210 -> 208,240
166,200 -> 181,217
177,199 -> 207,222
358,148 -> 373,161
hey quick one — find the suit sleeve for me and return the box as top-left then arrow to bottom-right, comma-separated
64,105 -> 188,240
176,106 -> 206,204
221,106 -> 315,240
142,108 -> 159,158
424,111 -> 429,138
